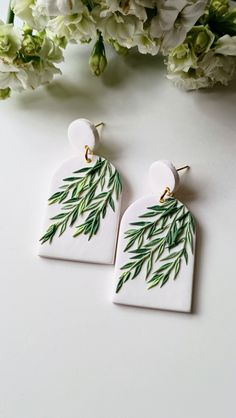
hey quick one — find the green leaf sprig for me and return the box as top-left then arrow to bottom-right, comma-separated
40,157 -> 122,244
116,198 -> 195,293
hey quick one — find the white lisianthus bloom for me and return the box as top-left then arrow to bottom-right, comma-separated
0,58 -> 61,92
97,11 -> 143,48
102,0 -> 148,20
35,0 -> 84,16
134,32 -> 160,55
0,35 -> 63,98
0,61 -> 29,92
12,0 -> 38,28
151,0 -> 208,53
167,42 -> 196,72
215,35 -> 236,56
199,50 -> 236,85
0,20 -> 22,61
167,50 -> 236,90
39,36 -> 64,62
47,8 -> 97,43
167,70 -> 210,89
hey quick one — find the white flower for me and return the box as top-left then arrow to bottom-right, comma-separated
199,50 -> 236,85
101,0 -> 148,20
215,35 -> 236,56
151,0 -> 208,52
134,33 -> 160,55
0,35 -> 63,97
167,50 -> 236,90
97,11 -> 143,48
167,71 -> 210,89
47,8 -> 97,43
0,20 -> 22,60
35,0 -> 84,16
0,61 -> 31,91
12,0 -> 37,28
167,42 -> 196,72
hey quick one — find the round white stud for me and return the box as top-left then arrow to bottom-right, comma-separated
68,118 -> 99,154
148,160 -> 179,196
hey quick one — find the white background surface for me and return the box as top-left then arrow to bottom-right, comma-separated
0,2 -> 236,417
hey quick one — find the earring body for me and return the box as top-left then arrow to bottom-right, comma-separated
113,160 -> 196,312
39,118 -> 122,265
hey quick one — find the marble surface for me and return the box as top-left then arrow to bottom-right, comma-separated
0,2 -> 236,417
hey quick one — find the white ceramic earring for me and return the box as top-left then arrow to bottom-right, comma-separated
113,160 -> 196,312
39,118 -> 122,265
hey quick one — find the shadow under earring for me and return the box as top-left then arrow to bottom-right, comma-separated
113,160 -> 196,312
39,118 -> 122,265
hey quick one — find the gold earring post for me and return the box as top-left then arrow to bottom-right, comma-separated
176,165 -> 190,172
95,122 -> 105,128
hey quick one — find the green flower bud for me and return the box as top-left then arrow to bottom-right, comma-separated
0,87 -> 11,100
89,53 -> 107,76
189,26 -> 215,55
209,0 -> 229,16
89,34 -> 107,76
21,34 -> 42,56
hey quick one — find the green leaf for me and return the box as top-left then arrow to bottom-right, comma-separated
183,249 -> 188,264
147,274 -> 164,289
63,176 -> 80,182
59,221 -> 67,236
73,224 -> 85,237
140,211 -> 157,218
120,262 -> 134,270
131,262 -> 144,280
94,192 -> 107,200
130,221 -> 150,227
124,229 -> 138,237
146,253 -> 154,278
124,238 -> 136,252
129,248 -> 149,254
160,275 -> 170,288
48,191 -> 66,205
50,213 -> 68,220
70,207 -> 79,226
40,224 -> 58,244
109,196 -> 115,211
155,262 -> 172,274
161,251 -> 180,261
173,259 -> 181,279
74,167 -> 91,174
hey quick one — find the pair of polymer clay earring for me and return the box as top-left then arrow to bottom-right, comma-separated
39,119 -> 196,313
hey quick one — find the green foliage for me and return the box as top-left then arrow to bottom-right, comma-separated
40,157 -> 122,244
207,1 -> 236,37
116,198 -> 195,293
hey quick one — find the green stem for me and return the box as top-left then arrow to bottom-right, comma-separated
7,0 -> 15,24
87,0 -> 94,10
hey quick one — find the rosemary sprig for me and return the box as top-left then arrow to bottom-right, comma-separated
116,198 -> 195,293
40,157 -> 122,244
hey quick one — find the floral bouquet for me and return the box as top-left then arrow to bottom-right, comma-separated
1,0 -> 236,100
